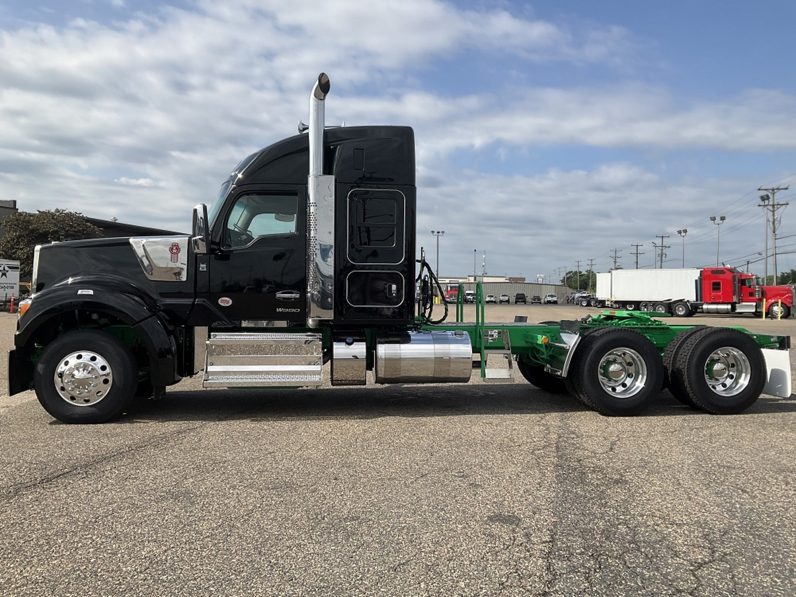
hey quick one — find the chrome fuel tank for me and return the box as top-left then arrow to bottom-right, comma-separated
375,330 -> 472,384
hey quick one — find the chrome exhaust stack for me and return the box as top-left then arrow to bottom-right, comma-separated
309,73 -> 330,176
306,73 -> 335,327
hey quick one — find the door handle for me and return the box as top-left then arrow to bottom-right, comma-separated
276,290 -> 301,301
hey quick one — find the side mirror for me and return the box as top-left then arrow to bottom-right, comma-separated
191,204 -> 209,254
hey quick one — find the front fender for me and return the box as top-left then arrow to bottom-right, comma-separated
16,286 -> 154,346
11,285 -> 179,395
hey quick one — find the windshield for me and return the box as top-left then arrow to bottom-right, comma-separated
208,151 -> 260,229
208,178 -> 232,229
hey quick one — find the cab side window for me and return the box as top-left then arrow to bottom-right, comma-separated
225,193 -> 298,248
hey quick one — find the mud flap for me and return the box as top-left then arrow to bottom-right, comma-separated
761,348 -> 792,398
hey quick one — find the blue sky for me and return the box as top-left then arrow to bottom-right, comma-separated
0,0 -> 795,281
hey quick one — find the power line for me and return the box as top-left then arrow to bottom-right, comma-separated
609,248 -> 622,270
586,258 -> 596,292
630,243 -> 644,269
654,235 -> 670,268
759,185 -> 789,281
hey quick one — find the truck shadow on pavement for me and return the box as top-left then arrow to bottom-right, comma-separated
122,383 -> 796,424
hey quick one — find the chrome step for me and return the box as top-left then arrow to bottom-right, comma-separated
482,350 -> 515,382
203,332 -> 323,388
481,329 -> 515,383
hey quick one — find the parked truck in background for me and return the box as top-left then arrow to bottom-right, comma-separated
594,267 -> 794,318
7,74 -> 792,423
444,287 -> 459,303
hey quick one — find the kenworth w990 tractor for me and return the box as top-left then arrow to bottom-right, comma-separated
7,74 -> 792,423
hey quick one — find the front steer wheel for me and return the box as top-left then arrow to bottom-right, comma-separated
768,303 -> 790,319
567,328 -> 664,416
33,330 -> 138,423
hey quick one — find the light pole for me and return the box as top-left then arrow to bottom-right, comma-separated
473,249 -> 477,281
709,216 -> 725,266
676,229 -> 687,267
430,230 -> 444,276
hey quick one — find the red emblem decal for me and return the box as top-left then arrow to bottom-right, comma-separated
169,242 -> 181,263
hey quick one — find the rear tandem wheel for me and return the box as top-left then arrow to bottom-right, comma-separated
566,328 -> 664,416
663,326 -> 707,406
670,328 -> 766,414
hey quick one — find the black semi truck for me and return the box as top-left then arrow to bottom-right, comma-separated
8,74 -> 791,423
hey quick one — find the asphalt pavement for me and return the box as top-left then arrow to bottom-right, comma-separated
1,308 -> 795,596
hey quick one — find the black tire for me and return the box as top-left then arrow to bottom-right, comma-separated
653,303 -> 668,314
640,302 -> 649,312
564,375 -> 590,407
580,299 -> 589,307
624,303 -> 636,311
768,303 -> 790,319
672,301 -> 691,317
567,328 -> 664,416
517,359 -> 568,394
674,328 -> 766,414
564,328 -> 617,408
34,330 -> 137,423
662,326 -> 707,406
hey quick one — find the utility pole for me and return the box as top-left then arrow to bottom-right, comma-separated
759,186 -> 789,283
676,229 -> 687,267
630,243 -> 644,269
609,248 -> 622,270
472,248 -> 477,281
709,216 -> 725,266
587,258 -> 596,292
430,230 -> 444,276
575,260 -> 582,291
655,235 -> 670,268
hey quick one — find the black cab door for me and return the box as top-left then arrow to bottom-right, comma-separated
209,186 -> 306,324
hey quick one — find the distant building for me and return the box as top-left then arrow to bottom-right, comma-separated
0,200 -> 18,232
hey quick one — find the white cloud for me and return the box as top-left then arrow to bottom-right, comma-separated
0,1 -> 794,276
115,177 -> 159,187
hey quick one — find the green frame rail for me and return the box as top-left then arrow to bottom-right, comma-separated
425,281 -> 788,379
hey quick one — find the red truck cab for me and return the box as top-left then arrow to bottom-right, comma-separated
700,267 -> 793,317
444,287 -> 459,303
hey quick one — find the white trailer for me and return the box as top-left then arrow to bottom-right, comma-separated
595,269 -> 701,310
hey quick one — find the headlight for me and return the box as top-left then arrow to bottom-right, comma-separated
17,298 -> 32,319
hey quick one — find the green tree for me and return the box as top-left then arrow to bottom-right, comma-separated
777,269 -> 796,285
563,270 -> 596,292
0,210 -> 102,279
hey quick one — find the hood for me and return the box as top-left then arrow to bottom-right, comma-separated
33,235 -> 190,294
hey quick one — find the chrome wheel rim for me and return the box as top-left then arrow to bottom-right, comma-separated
597,347 -> 647,398
54,350 -> 113,406
703,347 -> 750,397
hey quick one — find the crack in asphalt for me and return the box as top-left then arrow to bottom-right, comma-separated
0,402 -> 266,502
0,424 -> 205,502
